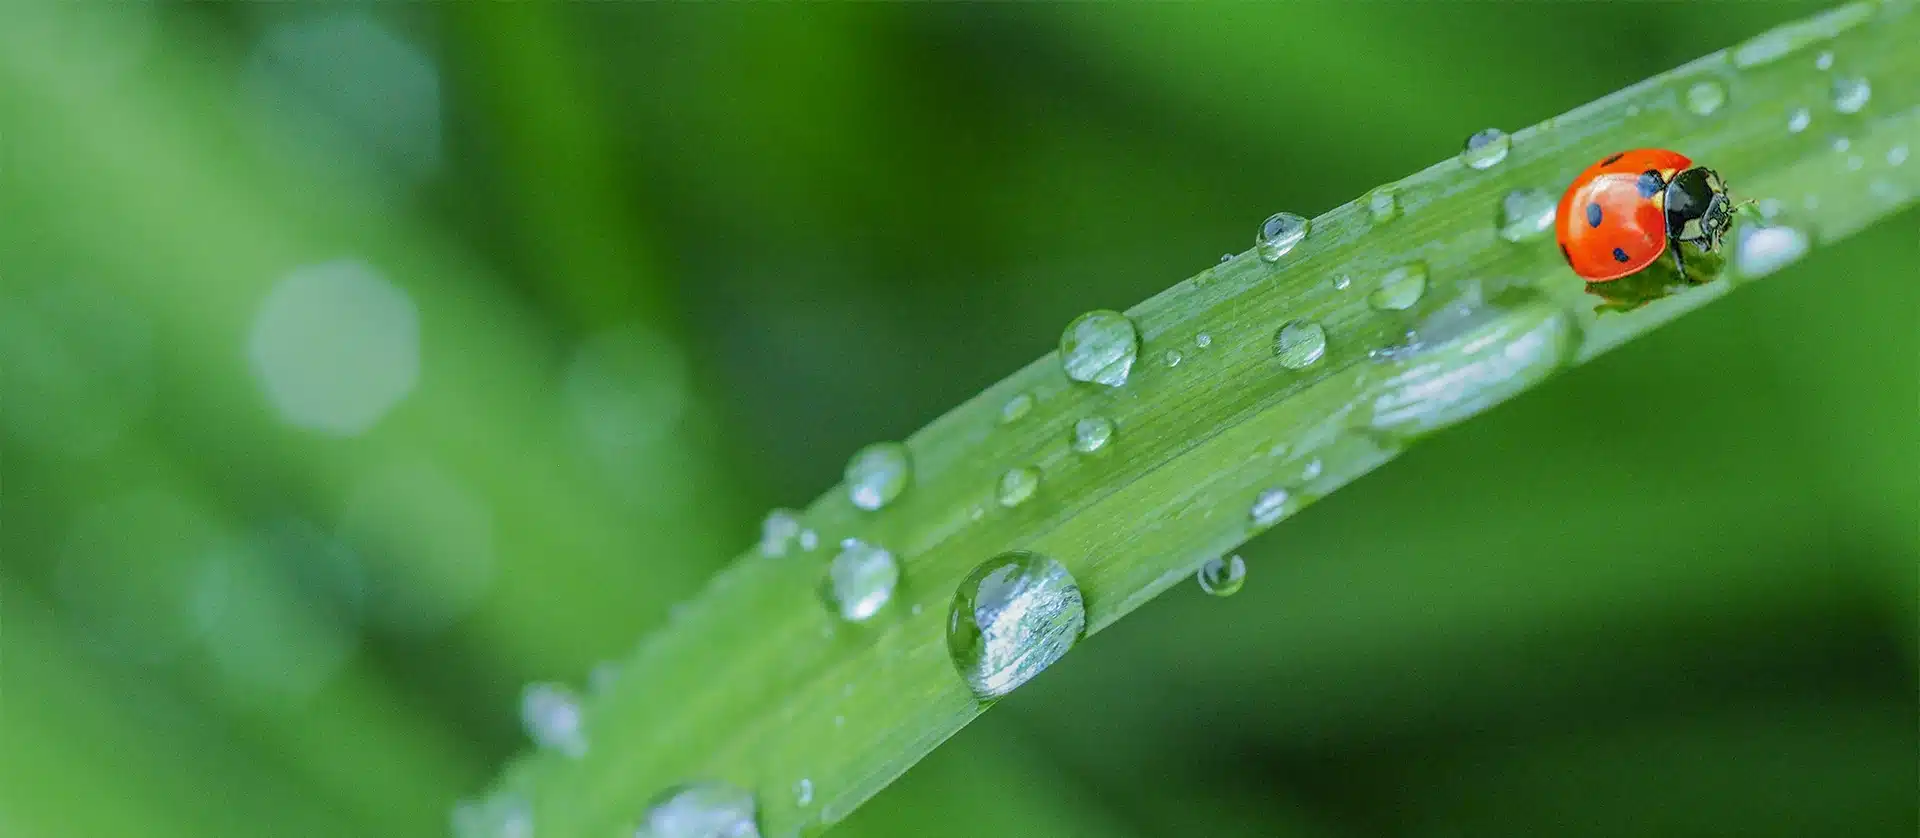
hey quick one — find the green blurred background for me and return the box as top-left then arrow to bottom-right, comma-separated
2,2 -> 1914,836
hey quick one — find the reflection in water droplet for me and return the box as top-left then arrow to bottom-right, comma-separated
1249,489 -> 1292,529
1196,555 -> 1246,597
845,442 -> 912,511
1071,416 -> 1115,454
824,539 -> 898,622
451,792 -> 534,838
1369,263 -> 1429,311
1360,289 -> 1582,440
1273,321 -> 1327,370
1059,310 -> 1140,387
1685,80 -> 1727,116
1787,107 -> 1812,133
1255,212 -> 1311,262
1734,224 -> 1811,278
947,551 -> 1085,699
636,782 -> 761,838
760,509 -> 803,558
249,259 -> 419,436
999,392 -> 1034,424
1497,188 -> 1558,243
521,682 -> 588,758
1162,349 -> 1183,368
1831,76 -> 1871,114
1460,128 -> 1511,170
1367,189 -> 1401,223
997,467 -> 1041,508
794,779 -> 814,807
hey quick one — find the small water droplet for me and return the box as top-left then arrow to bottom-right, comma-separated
794,779 -> 814,808
1367,189 -> 1401,223
1460,128 -> 1510,170
1831,76 -> 1871,114
1889,144 -> 1909,166
1196,555 -> 1246,597
998,392 -> 1034,424
1219,253 -> 1233,263
845,442 -> 912,511
911,602 -> 924,616
1787,107 -> 1811,133
1359,289 -> 1582,439
1059,310 -> 1140,387
636,782 -> 761,838
1831,136 -> 1852,153
1273,321 -> 1327,369
1685,80 -> 1727,116
996,467 -> 1040,508
1194,332 -> 1212,348
1255,212 -> 1311,262
521,682 -> 588,758
1734,224 -> 1810,279
1249,488 -> 1292,529
1332,274 -> 1353,291
1368,263 -> 1429,311
1625,104 -> 1642,117
833,715 -> 845,728
948,551 -> 1085,699
452,792 -> 533,838
798,529 -> 819,552
1815,50 -> 1835,70
590,661 -> 619,694
1301,459 -> 1324,481
1162,349 -> 1183,368
760,509 -> 803,557
1845,155 -> 1864,171
1496,188 -> 1558,243
1071,416 -> 1115,454
823,539 -> 898,622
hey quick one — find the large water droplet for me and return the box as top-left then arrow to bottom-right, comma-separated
998,393 -> 1034,424
1787,107 -> 1812,133
1367,189 -> 1401,224
1685,80 -> 1727,116
452,792 -> 534,838
1248,488 -> 1292,529
1460,128 -> 1510,170
947,551 -> 1086,699
997,467 -> 1041,508
1255,213 -> 1311,262
1273,321 -> 1327,369
823,539 -> 898,622
1368,263 -> 1429,311
1359,289 -> 1582,440
1196,555 -> 1246,598
1059,310 -> 1140,387
845,442 -> 912,511
1497,188 -> 1558,243
1071,416 -> 1115,454
1733,224 -> 1811,278
636,783 -> 761,838
1831,76 -> 1871,114
760,509 -> 803,558
521,682 -> 588,758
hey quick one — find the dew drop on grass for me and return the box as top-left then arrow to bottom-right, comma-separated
1685,80 -> 1727,116
1194,332 -> 1212,348
1368,263 -> 1429,311
1249,488 -> 1292,529
1162,349 -> 1183,368
1733,224 -> 1811,278
1367,188 -> 1401,223
1255,212 -> 1311,262
794,779 -> 814,807
760,509 -> 803,557
1787,107 -> 1812,134
1497,188 -> 1557,243
1071,416 -> 1115,454
998,392 -> 1034,424
1059,310 -> 1140,387
636,782 -> 761,838
452,792 -> 533,838
1273,321 -> 1327,369
1890,144 -> 1910,166
520,682 -> 588,758
947,550 -> 1086,699
1815,50 -> 1835,70
1196,555 -> 1246,598
798,529 -> 819,552
1831,76 -> 1871,114
1332,274 -> 1353,291
823,538 -> 898,622
845,442 -> 911,511
996,467 -> 1040,508
1460,128 -> 1510,170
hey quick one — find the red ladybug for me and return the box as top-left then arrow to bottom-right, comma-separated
1555,148 -> 1736,283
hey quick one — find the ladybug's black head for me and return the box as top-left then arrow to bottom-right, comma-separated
1666,167 -> 1733,251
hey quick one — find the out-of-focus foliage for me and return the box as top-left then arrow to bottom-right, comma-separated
0,2 -> 1912,837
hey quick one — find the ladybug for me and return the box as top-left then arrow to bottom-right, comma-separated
1555,148 -> 1737,284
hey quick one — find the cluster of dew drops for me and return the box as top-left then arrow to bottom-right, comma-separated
456,32 -> 1902,838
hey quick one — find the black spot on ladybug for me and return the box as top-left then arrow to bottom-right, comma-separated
1636,172 -> 1664,198
1559,242 -> 1573,264
1612,247 -> 1631,263
1586,203 -> 1603,227
1602,152 -> 1625,165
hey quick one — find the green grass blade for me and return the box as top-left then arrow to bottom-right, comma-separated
477,3 -> 1918,834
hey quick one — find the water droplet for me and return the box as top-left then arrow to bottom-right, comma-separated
1301,459 -> 1324,481
1273,321 -> 1327,369
1162,349 -> 1183,368
590,661 -> 620,694
911,602 -> 925,616
794,779 -> 814,807
521,682 -> 588,758
845,442 -> 912,511
1368,263 -> 1429,311
1255,212 -> 1311,262
1367,189 -> 1401,223
947,551 -> 1085,699
996,467 -> 1041,508
1359,289 -> 1582,440
1685,80 -> 1727,116
998,392 -> 1034,424
760,509 -> 803,557
1889,144 -> 1910,166
833,715 -> 845,728
1194,332 -> 1213,348
823,539 -> 898,622
1787,107 -> 1811,134
1460,128 -> 1510,170
1071,416 -> 1115,454
1196,555 -> 1246,597
798,529 -> 820,552
452,792 -> 533,838
1332,274 -> 1353,291
1624,105 -> 1641,118
1059,310 -> 1140,387
636,782 -> 761,838
1831,136 -> 1852,153
1831,76 -> 1871,114
1249,488 -> 1292,529
1219,253 -> 1233,263
249,259 -> 419,436
1815,50 -> 1835,70
1733,224 -> 1811,279
1845,155 -> 1864,171
1496,188 -> 1558,243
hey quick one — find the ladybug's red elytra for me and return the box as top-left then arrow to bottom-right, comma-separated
1555,148 -> 1737,284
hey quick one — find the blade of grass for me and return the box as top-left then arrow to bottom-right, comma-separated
485,3 -> 1918,835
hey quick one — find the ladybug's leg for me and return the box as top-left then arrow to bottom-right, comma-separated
1670,237 -> 1689,284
